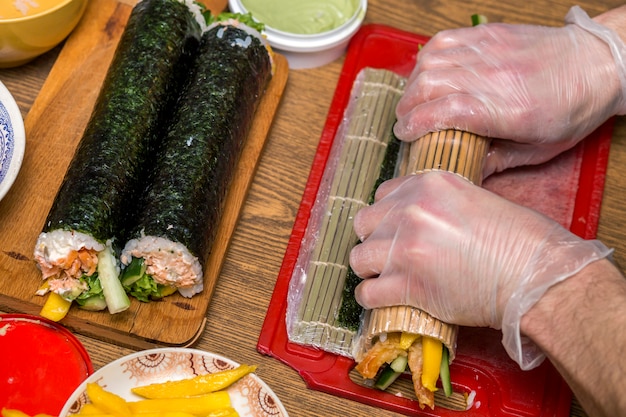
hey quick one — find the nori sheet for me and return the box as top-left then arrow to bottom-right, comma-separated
43,0 -> 201,244
337,134 -> 402,331
128,24 -> 272,266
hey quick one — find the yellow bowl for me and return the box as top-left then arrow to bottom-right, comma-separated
0,0 -> 88,68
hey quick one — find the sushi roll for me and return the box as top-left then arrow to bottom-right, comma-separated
34,0 -> 205,319
120,16 -> 273,301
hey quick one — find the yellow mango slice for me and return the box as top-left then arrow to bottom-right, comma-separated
131,365 -> 256,399
399,332 -> 420,350
39,292 -> 71,322
127,391 -> 231,415
421,337 -> 443,392
86,383 -> 132,417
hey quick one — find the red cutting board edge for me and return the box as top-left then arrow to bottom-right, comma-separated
257,24 -> 614,417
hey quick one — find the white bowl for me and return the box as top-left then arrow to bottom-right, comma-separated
60,347 -> 289,417
228,0 -> 367,69
0,81 -> 25,202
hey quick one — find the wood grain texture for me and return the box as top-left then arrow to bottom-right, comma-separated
0,0 -> 288,348
2,0 -> 625,416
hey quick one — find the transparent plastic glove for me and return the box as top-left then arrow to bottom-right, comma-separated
350,172 -> 611,369
394,6 -> 626,177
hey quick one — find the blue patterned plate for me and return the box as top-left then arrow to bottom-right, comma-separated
0,81 -> 25,202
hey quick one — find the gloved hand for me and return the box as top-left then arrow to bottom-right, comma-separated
394,6 -> 626,177
350,172 -> 611,369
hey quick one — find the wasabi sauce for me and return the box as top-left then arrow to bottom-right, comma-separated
240,0 -> 360,35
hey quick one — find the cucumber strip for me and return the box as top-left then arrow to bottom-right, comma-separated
440,345 -> 453,397
97,245 -> 130,314
471,14 -> 488,26
375,356 -> 407,391
374,366 -> 401,391
390,354 -> 408,373
76,295 -> 108,311
121,257 -> 147,287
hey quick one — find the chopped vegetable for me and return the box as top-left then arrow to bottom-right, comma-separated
0,409 -> 29,417
357,332 -> 454,408
75,274 -> 107,311
131,364 -> 257,398
205,409 -> 239,417
354,333 -> 406,379
399,332 -> 420,350
471,14 -> 488,25
374,355 -> 407,391
84,382 -> 231,415
127,392 -> 231,414
212,11 -> 264,32
0,409 -> 54,417
440,345 -> 453,397
77,366 -> 255,417
421,337 -> 443,392
121,257 -> 175,302
192,0 -> 265,32
120,256 -> 146,287
39,292 -> 72,322
97,244 -> 130,314
86,383 -> 132,417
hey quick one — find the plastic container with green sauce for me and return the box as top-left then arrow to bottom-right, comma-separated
228,0 -> 367,69
239,0 -> 359,35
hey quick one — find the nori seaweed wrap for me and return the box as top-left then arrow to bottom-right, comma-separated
120,19 -> 273,301
34,0 -> 204,316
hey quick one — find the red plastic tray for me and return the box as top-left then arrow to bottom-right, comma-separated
257,24 -> 613,416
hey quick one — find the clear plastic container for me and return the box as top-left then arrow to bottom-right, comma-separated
228,0 -> 367,69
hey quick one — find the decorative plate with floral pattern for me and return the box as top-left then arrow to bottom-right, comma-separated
0,80 -> 25,202
61,348 -> 289,417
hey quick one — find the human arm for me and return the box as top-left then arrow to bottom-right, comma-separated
521,258 -> 626,417
393,5 -> 626,177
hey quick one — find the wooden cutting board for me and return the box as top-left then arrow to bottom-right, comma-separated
0,0 -> 288,348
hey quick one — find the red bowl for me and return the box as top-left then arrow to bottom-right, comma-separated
0,313 -> 93,416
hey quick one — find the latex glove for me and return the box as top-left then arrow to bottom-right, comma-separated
394,6 -> 626,177
350,171 -> 611,369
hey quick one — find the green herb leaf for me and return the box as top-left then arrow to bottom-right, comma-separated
204,10 -> 265,33
75,274 -> 105,306
123,274 -> 161,302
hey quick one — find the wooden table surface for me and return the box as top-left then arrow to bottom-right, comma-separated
2,0 -> 625,416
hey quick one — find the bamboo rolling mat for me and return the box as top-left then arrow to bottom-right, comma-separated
287,68 -> 405,357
